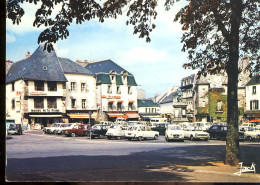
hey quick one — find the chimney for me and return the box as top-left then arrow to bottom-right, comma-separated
76,59 -> 89,67
25,51 -> 31,58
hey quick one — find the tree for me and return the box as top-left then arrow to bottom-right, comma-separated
7,0 -> 259,165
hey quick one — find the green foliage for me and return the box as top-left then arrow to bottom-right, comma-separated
208,89 -> 227,122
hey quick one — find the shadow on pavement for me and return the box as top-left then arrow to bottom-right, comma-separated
6,144 -> 260,181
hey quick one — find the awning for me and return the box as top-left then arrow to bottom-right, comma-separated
125,113 -> 140,119
68,112 -> 97,119
109,100 -> 115,103
29,115 -> 63,118
129,100 -> 135,103
107,113 -> 125,117
117,100 -> 124,103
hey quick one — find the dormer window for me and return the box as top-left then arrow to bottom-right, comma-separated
43,66 -> 48,70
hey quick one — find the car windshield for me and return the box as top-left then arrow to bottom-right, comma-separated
9,124 -> 16,129
169,126 -> 181,130
128,126 -> 138,131
93,125 -> 101,129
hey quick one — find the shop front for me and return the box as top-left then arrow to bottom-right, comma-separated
67,112 -> 98,125
28,114 -> 64,129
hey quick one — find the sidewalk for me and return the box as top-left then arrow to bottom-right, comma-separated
147,162 -> 260,182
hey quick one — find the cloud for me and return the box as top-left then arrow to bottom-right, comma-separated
116,46 -> 167,66
6,33 -> 16,43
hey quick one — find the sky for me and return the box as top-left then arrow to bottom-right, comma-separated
6,1 -> 196,98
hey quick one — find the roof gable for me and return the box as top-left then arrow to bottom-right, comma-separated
85,59 -> 132,75
246,75 -> 260,86
58,57 -> 94,75
6,45 -> 67,83
138,99 -> 160,107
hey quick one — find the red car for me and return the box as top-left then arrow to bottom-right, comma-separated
63,124 -> 88,137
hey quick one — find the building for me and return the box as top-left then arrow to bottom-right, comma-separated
244,74 -> 260,121
85,59 -> 139,121
59,57 -> 98,124
180,74 -> 196,121
137,99 -> 160,121
6,45 -> 67,128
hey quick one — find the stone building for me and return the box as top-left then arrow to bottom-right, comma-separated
137,99 -> 160,121
85,59 -> 139,122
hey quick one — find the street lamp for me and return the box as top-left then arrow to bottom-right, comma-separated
89,110 -> 92,140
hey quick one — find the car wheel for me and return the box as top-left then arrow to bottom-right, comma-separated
116,136 -> 121,140
71,133 -> 76,137
190,135 -> 194,141
128,138 -> 132,141
61,131 -> 64,135
107,136 -> 112,139
154,135 -> 159,140
165,136 -> 168,141
98,135 -> 104,139
204,138 -> 208,141
138,136 -> 143,141
90,135 -> 95,139
247,136 -> 253,141
53,130 -> 57,135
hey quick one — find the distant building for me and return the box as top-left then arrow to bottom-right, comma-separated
85,59 -> 139,121
137,99 -> 160,121
137,89 -> 146,99
244,73 -> 260,121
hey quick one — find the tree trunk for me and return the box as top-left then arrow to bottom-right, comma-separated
225,0 -> 242,166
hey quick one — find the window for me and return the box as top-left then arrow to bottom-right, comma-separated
108,102 -> 113,110
128,102 -> 133,110
11,82 -> 15,91
111,76 -> 115,80
81,83 -> 86,92
34,98 -> 44,108
250,100 -> 259,110
128,86 -> 132,94
35,81 -> 44,91
202,101 -> 206,108
107,85 -> 112,93
117,102 -> 122,110
145,108 -> 148,113
116,86 -> 121,94
217,101 -> 223,111
71,99 -> 76,108
12,99 -> 15,109
253,86 -> 256,94
71,82 -> 77,91
47,98 -> 57,108
48,82 -> 57,91
82,99 -> 86,108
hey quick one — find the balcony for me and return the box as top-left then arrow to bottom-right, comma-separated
102,106 -> 137,112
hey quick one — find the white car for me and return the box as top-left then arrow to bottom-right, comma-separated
125,125 -> 159,141
165,125 -> 184,142
183,128 -> 210,141
106,124 -> 127,139
193,122 -> 212,131
43,123 -> 64,134
55,123 -> 79,134
239,123 -> 256,132
244,127 -> 260,141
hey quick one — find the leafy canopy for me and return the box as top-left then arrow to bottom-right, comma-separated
7,0 -> 259,73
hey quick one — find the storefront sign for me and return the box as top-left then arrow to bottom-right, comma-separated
30,92 -> 47,95
101,95 -> 107,98
31,109 -> 60,112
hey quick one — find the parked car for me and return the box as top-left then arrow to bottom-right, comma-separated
55,123 -> 79,134
207,125 -> 245,140
43,123 -> 64,134
125,125 -> 159,141
151,123 -> 168,135
106,124 -> 127,139
8,123 -> 23,135
244,127 -> 260,141
239,123 -> 256,132
183,127 -> 210,141
165,125 -> 184,142
193,122 -> 212,131
63,124 -> 88,137
87,124 -> 109,139
179,122 -> 196,131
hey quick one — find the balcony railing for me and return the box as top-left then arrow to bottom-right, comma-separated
102,106 -> 137,111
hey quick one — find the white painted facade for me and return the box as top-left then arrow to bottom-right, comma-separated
246,83 -> 260,111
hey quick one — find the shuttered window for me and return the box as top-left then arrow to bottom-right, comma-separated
47,98 -> 57,108
34,98 -> 44,108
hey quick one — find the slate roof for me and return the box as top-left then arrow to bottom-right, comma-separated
58,57 -> 94,75
96,74 -> 137,86
96,74 -> 112,84
160,91 -> 178,104
85,59 -> 132,75
246,75 -> 260,86
6,45 -> 67,83
138,99 -> 160,107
